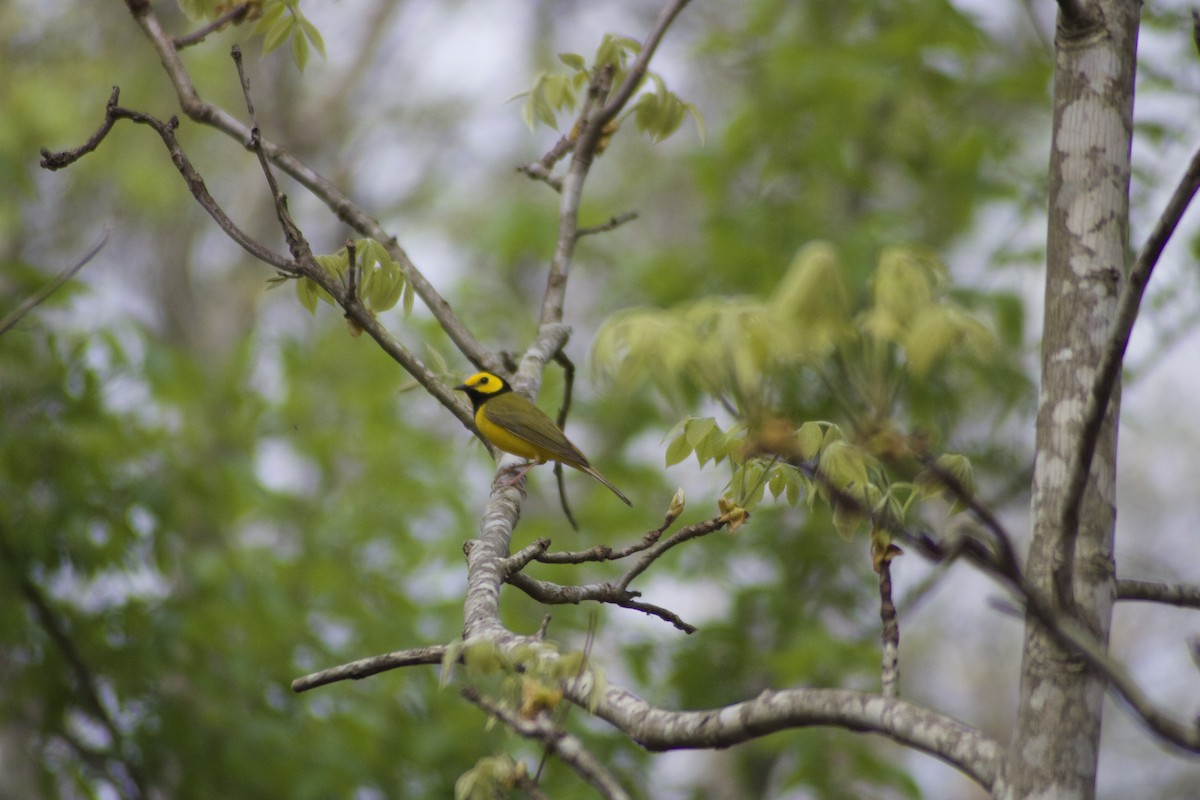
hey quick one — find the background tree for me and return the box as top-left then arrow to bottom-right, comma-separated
3,1 -> 1200,798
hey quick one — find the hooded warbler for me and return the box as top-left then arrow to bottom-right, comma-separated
454,371 -> 632,506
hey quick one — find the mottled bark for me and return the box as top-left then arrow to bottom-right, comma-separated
1001,2 -> 1140,799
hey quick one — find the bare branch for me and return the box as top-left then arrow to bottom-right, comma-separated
0,227 -> 109,336
793,453 -> 1200,754
122,0 -> 499,373
577,212 -> 639,239
173,2 -> 251,50
1117,578 -> 1200,609
505,572 -> 696,633
537,0 -> 694,328
615,515 -> 730,591
1059,146 -> 1200,605
461,687 -> 632,800
581,681 -> 1003,791
290,645 -> 448,693
41,89 -> 291,271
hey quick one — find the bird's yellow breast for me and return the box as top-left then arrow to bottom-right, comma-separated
474,405 -> 548,462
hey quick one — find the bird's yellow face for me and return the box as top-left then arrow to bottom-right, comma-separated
458,372 -> 507,395
454,371 -> 512,411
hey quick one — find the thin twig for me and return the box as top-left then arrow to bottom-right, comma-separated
505,572 -> 696,633
577,211 -> 638,238
123,0 -> 499,373
41,88 -> 291,271
615,515 -> 730,591
553,351 -> 579,529
291,644 -> 449,693
173,2 -> 251,50
0,227 -> 109,336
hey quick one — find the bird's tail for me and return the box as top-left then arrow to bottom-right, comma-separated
582,465 -> 632,506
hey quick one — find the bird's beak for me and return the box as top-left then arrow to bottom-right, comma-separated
453,383 -> 468,391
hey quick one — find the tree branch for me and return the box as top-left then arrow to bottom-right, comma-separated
461,687 -> 632,800
581,681 -> 1003,791
1117,578 -> 1200,609
537,0 -> 694,328
121,0 -> 499,373
41,88 -> 292,271
505,572 -> 697,633
1059,145 -> 1200,607
172,2 -> 251,50
291,645 -> 448,693
878,556 -> 900,698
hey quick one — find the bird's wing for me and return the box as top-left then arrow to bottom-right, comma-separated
483,398 -> 588,467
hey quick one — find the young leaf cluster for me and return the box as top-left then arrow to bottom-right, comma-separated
254,1 -> 326,70
593,242 -> 1000,422
664,415 -> 976,543
516,33 -> 703,144
455,754 -> 524,800
294,238 -> 412,318
442,639 -> 606,717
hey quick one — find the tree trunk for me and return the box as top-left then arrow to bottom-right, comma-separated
1002,2 -> 1139,798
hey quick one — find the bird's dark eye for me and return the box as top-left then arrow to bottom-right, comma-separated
480,376 -> 489,384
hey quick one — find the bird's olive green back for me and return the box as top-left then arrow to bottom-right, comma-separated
481,392 -> 589,468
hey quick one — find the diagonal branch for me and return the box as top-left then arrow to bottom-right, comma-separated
1059,146 -> 1200,610
0,227 -> 109,336
121,0 -> 499,373
291,644 -> 448,693
41,88 -> 291,271
537,0 -> 694,328
173,2 -> 251,50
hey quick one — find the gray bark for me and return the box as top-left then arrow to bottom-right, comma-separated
1000,2 -> 1140,798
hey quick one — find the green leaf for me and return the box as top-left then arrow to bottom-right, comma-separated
262,15 -> 295,54
291,29 -> 309,71
665,433 -> 692,467
401,277 -> 415,317
796,421 -> 824,461
296,277 -> 319,314
685,417 -> 718,449
299,16 -> 327,58
558,52 -> 586,71
251,1 -> 287,35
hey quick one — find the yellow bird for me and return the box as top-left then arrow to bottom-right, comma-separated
454,371 -> 632,506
